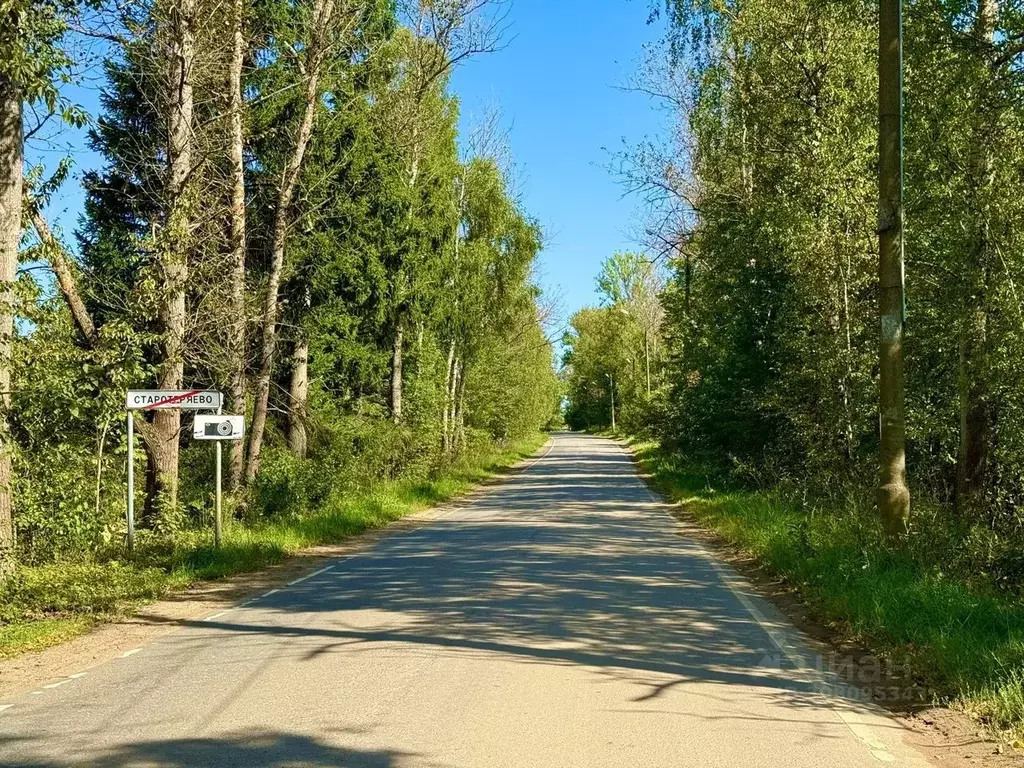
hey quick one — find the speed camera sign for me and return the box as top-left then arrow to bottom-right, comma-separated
193,415 -> 244,441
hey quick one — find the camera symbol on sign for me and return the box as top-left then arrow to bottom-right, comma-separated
205,420 -> 234,438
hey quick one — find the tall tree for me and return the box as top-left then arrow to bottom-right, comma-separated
225,0 -> 248,488
0,55 -> 22,578
0,0 -> 76,572
383,0 -> 508,425
136,0 -> 198,518
245,0 -> 340,481
877,0 -> 910,534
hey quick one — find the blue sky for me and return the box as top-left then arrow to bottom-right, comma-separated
450,1 -> 666,325
34,1 -> 666,329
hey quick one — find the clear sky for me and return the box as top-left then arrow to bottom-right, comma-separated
450,0 -> 665,327
34,1 -> 666,331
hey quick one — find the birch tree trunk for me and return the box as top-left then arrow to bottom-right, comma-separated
442,339 -> 455,453
644,331 -> 651,396
455,361 -> 466,452
877,0 -> 910,534
956,0 -> 998,513
225,0 -> 248,489
0,71 -> 21,577
245,0 -> 334,481
287,339 -> 309,459
391,320 -> 404,424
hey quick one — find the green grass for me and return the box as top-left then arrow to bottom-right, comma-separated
0,433 -> 548,659
0,617 -> 96,659
627,437 -> 1024,740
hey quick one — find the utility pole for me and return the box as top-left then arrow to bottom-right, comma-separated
606,373 -> 616,433
877,0 -> 910,534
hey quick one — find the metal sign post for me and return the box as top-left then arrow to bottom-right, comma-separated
193,414 -> 245,548
215,433 -> 222,549
127,411 -> 134,552
125,390 -> 224,552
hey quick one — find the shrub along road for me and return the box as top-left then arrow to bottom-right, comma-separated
0,433 -> 938,767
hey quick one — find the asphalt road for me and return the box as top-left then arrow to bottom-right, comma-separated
0,433 -> 935,767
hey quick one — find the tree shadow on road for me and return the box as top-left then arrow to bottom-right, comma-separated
0,730 -> 415,767
0,436 -> 909,767
153,439 -> 824,702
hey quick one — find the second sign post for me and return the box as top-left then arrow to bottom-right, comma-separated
125,390 -> 243,550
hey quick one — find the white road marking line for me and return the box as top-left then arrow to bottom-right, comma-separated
205,611 -> 230,621
42,680 -> 71,689
0,704 -> 12,713
29,691 -> 41,696
119,648 -> 141,658
68,672 -> 87,679
629,444 -> 932,767
287,565 -> 334,586
260,589 -> 280,598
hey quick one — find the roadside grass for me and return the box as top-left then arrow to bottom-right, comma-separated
0,433 -> 548,660
627,437 -> 1024,740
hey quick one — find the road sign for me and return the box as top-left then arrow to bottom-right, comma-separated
124,389 -> 223,553
126,390 -> 223,411
193,415 -> 244,441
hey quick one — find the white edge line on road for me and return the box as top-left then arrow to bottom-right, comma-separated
288,565 -> 334,586
260,589 -> 280,598
622,438 -> 932,768
42,680 -> 71,689
119,648 -> 141,658
204,611 -> 231,622
0,704 -> 13,712
68,672 -> 87,679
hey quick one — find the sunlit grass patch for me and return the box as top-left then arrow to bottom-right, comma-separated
0,617 -> 96,659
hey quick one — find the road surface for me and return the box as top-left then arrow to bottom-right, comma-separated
0,433 -> 933,767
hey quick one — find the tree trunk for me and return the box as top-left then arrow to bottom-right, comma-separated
143,0 -> 196,521
842,234 -> 855,463
442,339 -> 455,453
956,0 -> 998,513
0,72 -> 21,578
288,339 -> 309,459
30,210 -> 98,348
225,0 -> 248,490
455,361 -> 466,452
245,0 -> 334,482
391,319 -> 404,424
644,330 -> 651,396
449,357 -> 460,449
877,0 -> 910,535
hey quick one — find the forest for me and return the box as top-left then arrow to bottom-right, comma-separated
563,0 -> 1024,734
0,0 -> 559,649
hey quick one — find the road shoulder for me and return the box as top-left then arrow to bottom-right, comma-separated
0,439 -> 553,700
617,436 -> 1021,768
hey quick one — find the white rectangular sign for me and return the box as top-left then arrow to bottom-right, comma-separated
193,415 -> 244,441
126,390 -> 223,411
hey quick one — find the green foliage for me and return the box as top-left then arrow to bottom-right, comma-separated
0,0 -> 75,107
562,251 -> 664,433
601,0 -> 1024,735
6,0 -> 559,660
